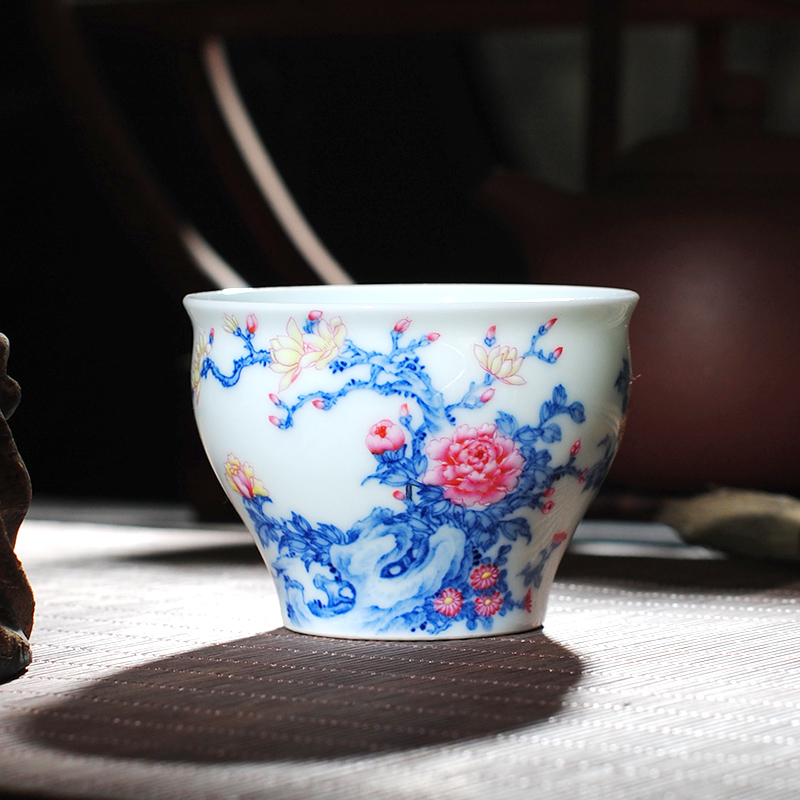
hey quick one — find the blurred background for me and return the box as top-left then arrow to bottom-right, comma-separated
4,1 -> 799,520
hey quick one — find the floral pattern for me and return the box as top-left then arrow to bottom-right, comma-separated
366,420 -> 406,454
433,587 -> 464,617
470,563 -> 500,590
268,315 -> 347,391
474,343 -> 527,385
224,454 -> 269,501
194,310 -> 625,636
422,423 -> 524,508
475,591 -> 503,617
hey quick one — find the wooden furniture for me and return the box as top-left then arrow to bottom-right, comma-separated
31,1 -> 800,296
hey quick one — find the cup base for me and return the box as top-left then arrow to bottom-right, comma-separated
279,616 -> 547,642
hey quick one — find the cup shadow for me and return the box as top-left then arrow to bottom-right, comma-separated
24,628 -> 582,763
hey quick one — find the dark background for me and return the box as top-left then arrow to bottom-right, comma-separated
4,2 -> 799,513
3,2 -> 526,510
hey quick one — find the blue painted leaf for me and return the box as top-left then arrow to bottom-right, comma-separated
374,468 -> 411,487
531,449 -> 554,466
568,402 -> 586,423
516,426 -> 538,443
378,447 -> 407,463
496,544 -> 512,565
540,423 -> 562,443
553,384 -> 568,406
496,411 -> 518,438
499,517 -> 532,544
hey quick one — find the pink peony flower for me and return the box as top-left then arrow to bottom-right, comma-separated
422,423 -> 524,508
433,587 -> 463,617
474,591 -> 503,617
366,419 -> 406,454
470,563 -> 499,591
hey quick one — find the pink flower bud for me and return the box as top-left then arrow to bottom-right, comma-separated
269,393 -> 280,405
209,328 -> 215,343
246,313 -> 258,334
553,347 -> 563,360
552,531 -> 568,544
308,310 -> 323,321
400,403 -> 409,417
366,419 -> 405,454
480,387 -> 495,403
393,490 -> 405,501
541,500 -> 555,514
486,325 -> 496,340
543,487 -> 555,498
570,439 -> 581,456
427,332 -> 440,341
545,318 -> 557,330
312,398 -> 326,409
269,415 -> 281,427
394,318 -> 411,333
579,468 -> 588,484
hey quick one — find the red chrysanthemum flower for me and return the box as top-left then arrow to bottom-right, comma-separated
433,587 -> 463,617
470,563 -> 499,591
474,591 -> 503,617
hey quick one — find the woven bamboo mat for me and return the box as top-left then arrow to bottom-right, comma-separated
1,518 -> 798,799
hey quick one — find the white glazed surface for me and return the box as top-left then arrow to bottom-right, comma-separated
184,284 -> 638,639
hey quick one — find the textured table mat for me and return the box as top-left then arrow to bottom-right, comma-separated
1,518 -> 798,799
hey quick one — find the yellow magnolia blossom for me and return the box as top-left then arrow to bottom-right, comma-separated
269,317 -> 307,391
300,316 -> 346,371
224,454 -> 269,500
473,343 -> 526,385
269,316 -> 347,391
190,335 -> 212,401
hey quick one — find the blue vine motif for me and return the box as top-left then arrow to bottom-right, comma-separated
195,311 -> 618,635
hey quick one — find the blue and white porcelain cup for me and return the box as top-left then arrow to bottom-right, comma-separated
184,284 -> 638,639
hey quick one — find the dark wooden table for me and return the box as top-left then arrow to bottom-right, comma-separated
2,513 -> 798,799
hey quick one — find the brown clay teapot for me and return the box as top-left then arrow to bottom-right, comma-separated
479,75 -> 800,496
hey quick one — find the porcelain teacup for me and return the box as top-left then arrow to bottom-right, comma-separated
184,284 -> 638,639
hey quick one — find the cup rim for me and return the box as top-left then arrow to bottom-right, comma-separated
183,283 -> 639,309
